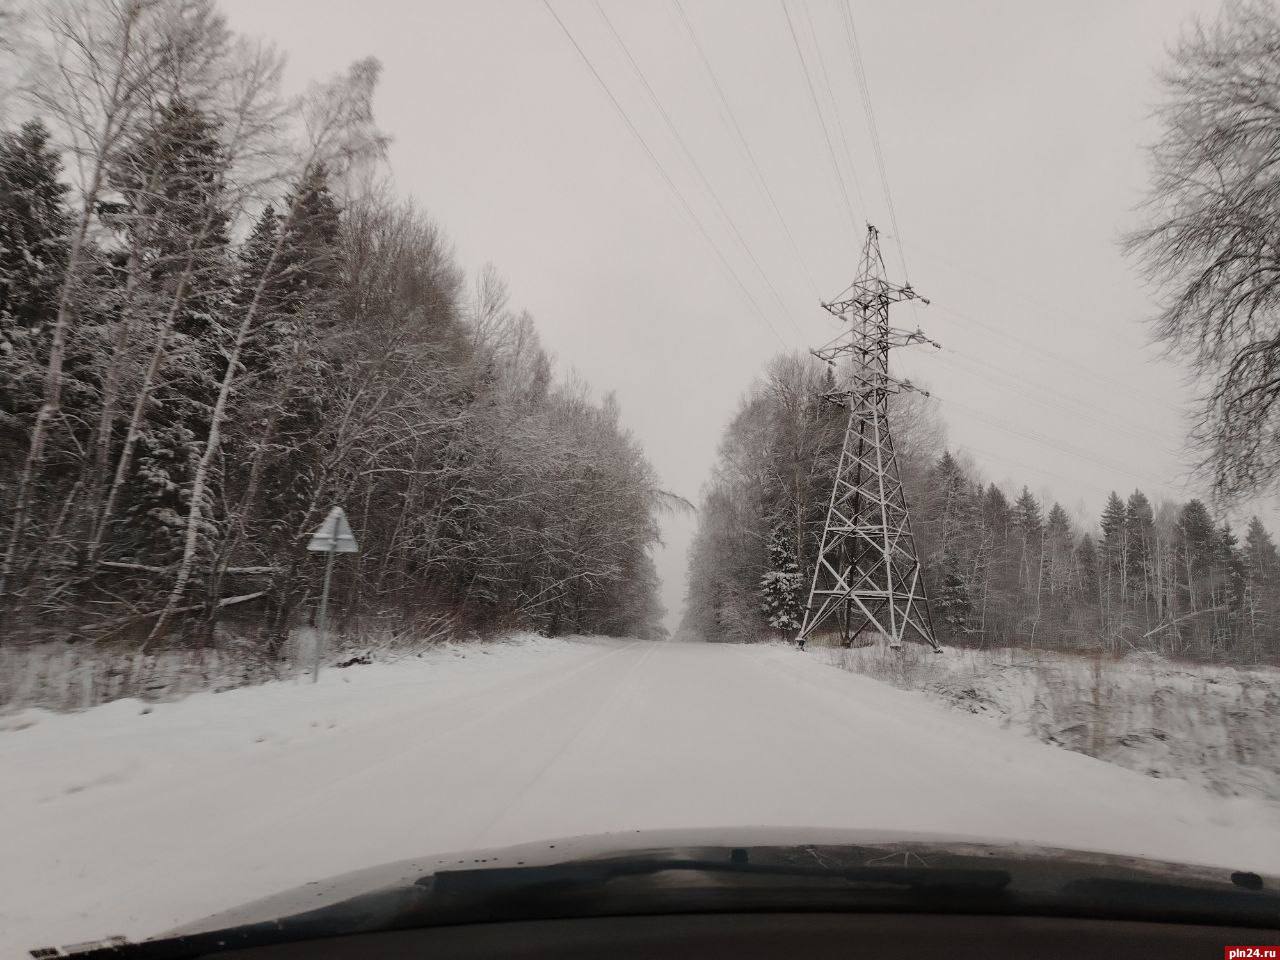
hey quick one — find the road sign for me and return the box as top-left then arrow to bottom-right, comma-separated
307,506 -> 358,683
308,506 -> 359,553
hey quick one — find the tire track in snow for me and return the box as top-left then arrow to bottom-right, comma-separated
464,640 -> 662,849
129,641 -> 641,842
5,641 -> 641,947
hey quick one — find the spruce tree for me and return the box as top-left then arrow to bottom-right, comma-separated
1125,489 -> 1155,617
1218,523 -> 1246,617
760,526 -> 803,633
116,101 -> 232,567
1013,487 -> 1043,537
1044,502 -> 1074,604
1076,534 -> 1099,604
1243,516 -> 1280,653
0,120 -> 70,461
0,119 -> 69,335
1175,499 -> 1217,619
1011,486 -> 1043,592
934,544 -> 974,637
1243,516 -> 1280,586
1100,491 -> 1128,607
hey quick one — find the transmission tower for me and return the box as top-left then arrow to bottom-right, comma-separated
798,224 -> 940,651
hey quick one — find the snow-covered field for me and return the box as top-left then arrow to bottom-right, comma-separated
4,636 -> 1279,958
814,641 -> 1280,803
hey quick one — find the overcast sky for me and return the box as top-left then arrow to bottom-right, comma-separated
221,0 -> 1240,632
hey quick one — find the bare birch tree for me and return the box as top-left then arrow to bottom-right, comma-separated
1126,0 -> 1280,503
0,0 -> 171,599
149,57 -> 386,639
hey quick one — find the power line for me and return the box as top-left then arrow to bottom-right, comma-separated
798,0 -> 866,216
671,0 -> 823,304
904,235 -> 1155,354
916,345 -> 1185,453
938,394 -> 1190,495
839,0 -> 909,283
957,439 -> 1138,505
541,0 -> 788,348
593,0 -> 802,334
780,0 -> 860,238
929,300 -> 1183,417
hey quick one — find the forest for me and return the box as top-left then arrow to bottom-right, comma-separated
0,0 -> 668,650
683,353 -> 1280,662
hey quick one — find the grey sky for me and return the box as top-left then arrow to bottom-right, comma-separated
221,0 -> 1235,632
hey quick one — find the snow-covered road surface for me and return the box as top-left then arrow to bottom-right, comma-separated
4,637 -> 1278,957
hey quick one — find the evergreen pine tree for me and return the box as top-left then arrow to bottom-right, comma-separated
0,119 -> 69,335
1175,499 -> 1218,621
1043,502 -> 1074,603
1243,516 -> 1280,586
934,544 -> 974,637
1100,490 -> 1128,608
1125,489 -> 1155,618
0,119 -> 70,461
1076,534 -> 1099,603
760,526 -> 803,633
117,101 -> 233,566
1218,523 -> 1246,618
1011,486 -> 1043,590
1243,516 -> 1280,654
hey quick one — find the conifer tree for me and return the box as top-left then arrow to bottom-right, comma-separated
113,99 -> 232,566
760,526 -> 803,633
0,119 -> 70,466
1175,499 -> 1217,626
1243,516 -> 1280,653
0,120 -> 69,336
1100,491 -> 1128,608
1125,489 -> 1155,622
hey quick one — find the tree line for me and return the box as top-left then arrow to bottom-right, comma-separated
683,354 -> 1280,662
0,0 -> 666,648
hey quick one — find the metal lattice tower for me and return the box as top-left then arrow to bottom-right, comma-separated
798,225 -> 940,651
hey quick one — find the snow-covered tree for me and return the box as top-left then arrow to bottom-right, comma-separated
759,526 -> 803,633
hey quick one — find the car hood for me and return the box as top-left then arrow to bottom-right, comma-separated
169,826 -> 1277,933
56,827 -> 1280,958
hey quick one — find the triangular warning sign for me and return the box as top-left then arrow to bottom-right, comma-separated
307,506 -> 359,553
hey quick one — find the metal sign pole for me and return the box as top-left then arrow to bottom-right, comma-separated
306,505 -> 359,685
314,549 -> 336,684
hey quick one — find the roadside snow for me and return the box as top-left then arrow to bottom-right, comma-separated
3,637 -> 1278,959
812,641 -> 1280,803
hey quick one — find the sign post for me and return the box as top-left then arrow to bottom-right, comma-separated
306,506 -> 359,683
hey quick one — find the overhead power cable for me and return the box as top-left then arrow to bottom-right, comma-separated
542,0 -> 788,347
839,0 -> 909,283
957,439 -> 1140,504
672,0 -> 824,303
798,0 -> 867,216
929,300 -> 1182,417
938,395 -> 1189,494
916,346 -> 1185,453
780,0 -> 860,238
593,1 -> 802,334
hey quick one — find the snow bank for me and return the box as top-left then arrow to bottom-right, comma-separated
813,641 -> 1280,803
1,633 -> 611,958
2,621 -> 479,714
4,636 -> 1277,960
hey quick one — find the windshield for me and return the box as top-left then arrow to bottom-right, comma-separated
1,0 -> 1278,955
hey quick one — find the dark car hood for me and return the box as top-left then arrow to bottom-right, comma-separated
56,827 -> 1280,958
172,826 -> 1276,930
167,827 -> 996,933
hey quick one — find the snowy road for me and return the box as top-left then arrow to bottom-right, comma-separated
4,637 -> 1279,956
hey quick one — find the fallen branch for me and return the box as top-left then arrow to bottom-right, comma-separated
1141,607 -> 1229,640
99,561 -> 281,576
80,591 -> 269,635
